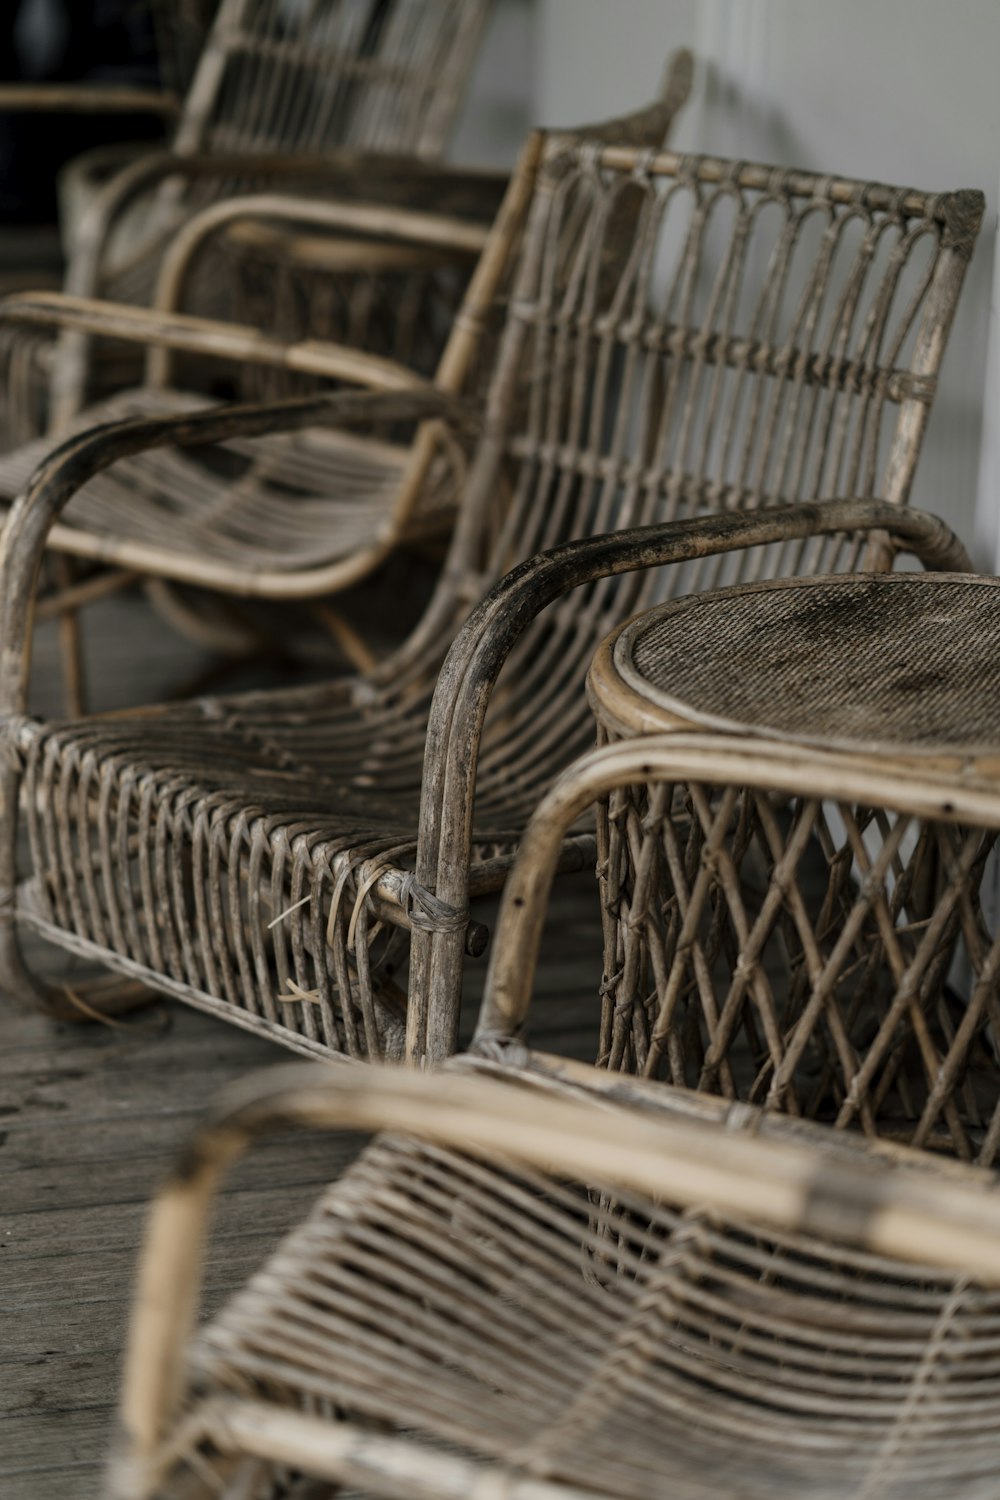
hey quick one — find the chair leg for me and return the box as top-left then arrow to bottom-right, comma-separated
51,555 -> 87,717
0,751 -> 156,1018
0,756 -> 61,1014
310,601 -> 378,673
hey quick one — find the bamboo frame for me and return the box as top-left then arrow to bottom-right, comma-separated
0,135 -> 980,1063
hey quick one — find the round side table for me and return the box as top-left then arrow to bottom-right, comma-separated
586,572 -> 1000,1156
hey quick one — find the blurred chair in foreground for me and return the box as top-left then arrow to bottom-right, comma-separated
111,731 -> 1000,1500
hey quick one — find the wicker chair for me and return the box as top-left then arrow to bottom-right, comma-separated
0,150 -> 523,689
0,60 -> 694,702
0,142 -> 981,1059
0,0 -> 494,439
109,740 -> 1000,1498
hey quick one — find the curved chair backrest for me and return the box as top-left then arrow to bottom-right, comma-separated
418,145 -> 983,782
174,0 -> 491,160
459,149 -> 981,572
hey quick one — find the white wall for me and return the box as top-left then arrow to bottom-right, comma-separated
450,0 -> 536,167
538,0 -> 1000,566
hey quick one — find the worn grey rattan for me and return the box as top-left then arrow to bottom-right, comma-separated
0,140 -> 982,1062
583,576 -> 1000,1156
110,736 -> 1000,1498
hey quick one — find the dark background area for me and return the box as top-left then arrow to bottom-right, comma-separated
0,0 -> 180,223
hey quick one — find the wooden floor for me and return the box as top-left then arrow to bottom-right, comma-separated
2,595 -> 604,1498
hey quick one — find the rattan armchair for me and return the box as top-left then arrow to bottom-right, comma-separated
0,152 -> 520,688
0,0 -> 494,439
110,737 -> 1000,1498
0,61 -> 694,703
0,142 -> 981,1059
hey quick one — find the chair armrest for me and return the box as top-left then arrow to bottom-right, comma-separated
50,154 -> 504,423
121,1054 -> 1000,1465
144,192 -> 494,383
0,290 -> 431,389
0,387 -> 473,718
67,148 -> 507,298
0,83 -> 178,117
221,222 -> 482,271
408,501 -> 972,1060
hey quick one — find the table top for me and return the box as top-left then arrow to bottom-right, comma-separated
587,573 -> 1000,754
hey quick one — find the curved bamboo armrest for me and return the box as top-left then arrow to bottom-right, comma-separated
49,154 -> 505,423
407,501 -> 973,1060
0,387 -> 474,718
122,1055 -> 1000,1468
0,290 -> 431,390
0,84 -> 178,117
145,191 -> 495,384
154,192 -> 492,297
68,148 -> 507,297
223,221 -> 483,270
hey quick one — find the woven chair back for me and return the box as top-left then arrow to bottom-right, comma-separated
174,0 -> 490,160
435,144 -> 981,771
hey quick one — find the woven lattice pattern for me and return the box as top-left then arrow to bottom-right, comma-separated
149,1114 -> 1000,1499
621,575 -> 1000,748
176,0 -> 489,162
597,775 -> 1000,1161
15,673 -> 538,1060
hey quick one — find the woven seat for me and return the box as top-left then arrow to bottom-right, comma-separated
0,140 -> 981,1062
110,734 -> 1000,1499
158,1093 -> 1000,1500
0,386 -> 451,580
